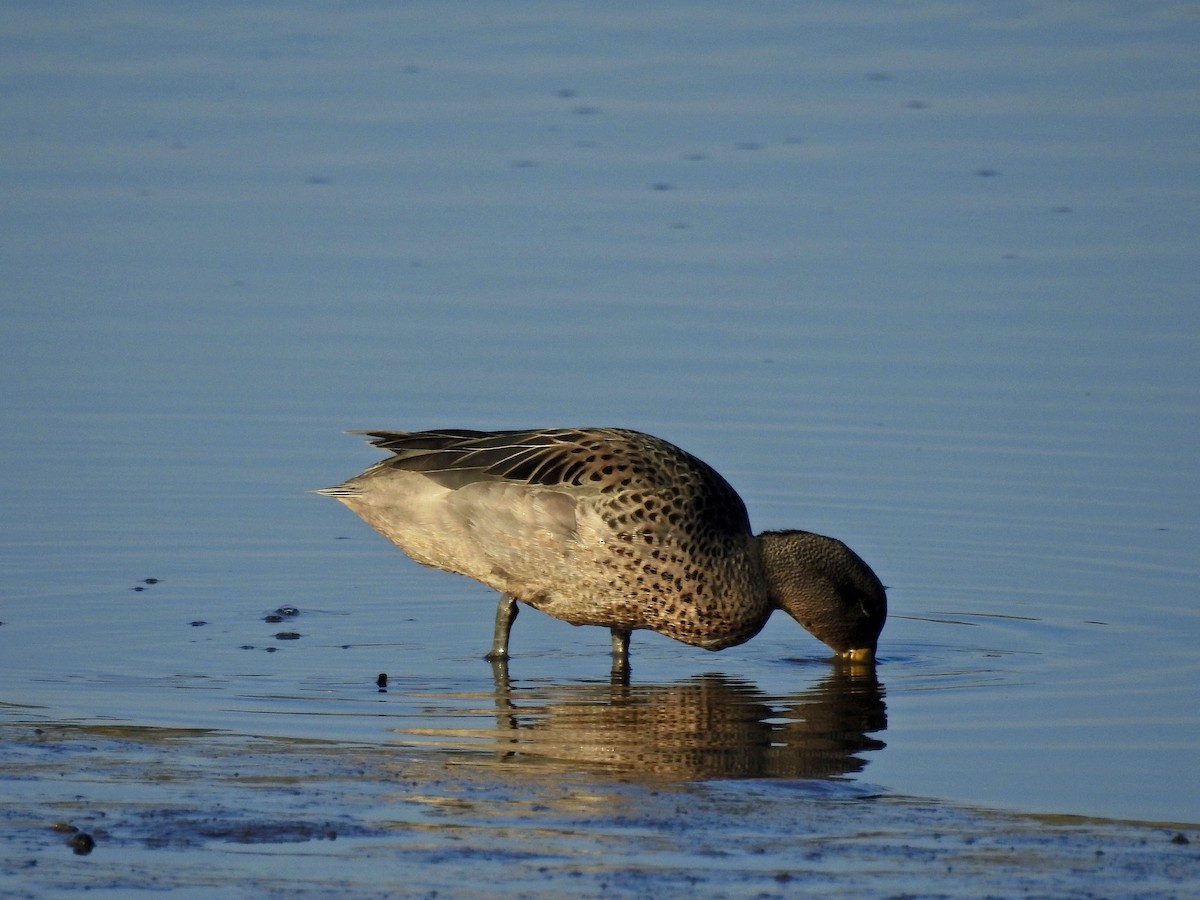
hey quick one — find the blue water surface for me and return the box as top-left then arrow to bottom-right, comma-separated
2,1 -> 1198,824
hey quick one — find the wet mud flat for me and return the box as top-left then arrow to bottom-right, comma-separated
1,720 -> 1195,898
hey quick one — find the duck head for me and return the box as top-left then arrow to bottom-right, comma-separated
757,529 -> 887,661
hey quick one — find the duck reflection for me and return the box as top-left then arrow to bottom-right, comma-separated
476,664 -> 886,780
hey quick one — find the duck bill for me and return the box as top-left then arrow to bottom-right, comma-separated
838,646 -> 876,663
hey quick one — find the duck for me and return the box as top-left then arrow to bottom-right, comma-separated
318,427 -> 886,669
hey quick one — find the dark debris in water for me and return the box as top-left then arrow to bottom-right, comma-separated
139,813 -> 349,848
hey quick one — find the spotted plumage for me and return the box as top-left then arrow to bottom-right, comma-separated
318,427 -> 886,667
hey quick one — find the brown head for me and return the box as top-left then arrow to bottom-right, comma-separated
756,530 -> 887,661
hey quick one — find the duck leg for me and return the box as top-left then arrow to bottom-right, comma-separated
486,593 -> 520,661
610,627 -> 631,678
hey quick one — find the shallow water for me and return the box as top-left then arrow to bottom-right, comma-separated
3,1 -> 1199,894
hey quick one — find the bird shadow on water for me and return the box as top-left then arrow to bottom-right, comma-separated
390,661 -> 887,782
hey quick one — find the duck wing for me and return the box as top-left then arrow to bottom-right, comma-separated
351,428 -> 649,492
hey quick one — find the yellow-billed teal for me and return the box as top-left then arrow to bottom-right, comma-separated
318,428 -> 886,668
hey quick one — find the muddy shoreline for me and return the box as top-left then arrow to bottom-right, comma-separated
2,720 -> 1194,898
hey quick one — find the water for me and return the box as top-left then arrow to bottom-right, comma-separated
2,1 -> 1199,893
